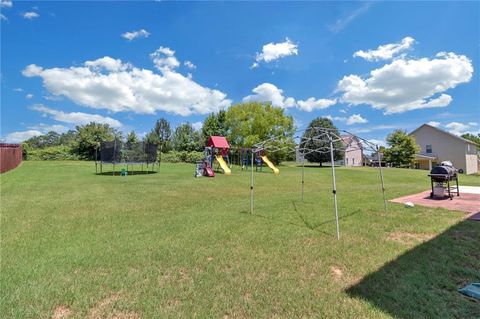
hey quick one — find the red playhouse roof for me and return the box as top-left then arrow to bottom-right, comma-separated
207,136 -> 230,149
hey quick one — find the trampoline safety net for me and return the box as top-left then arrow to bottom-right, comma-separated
98,140 -> 157,164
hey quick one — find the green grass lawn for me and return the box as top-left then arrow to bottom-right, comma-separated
1,161 -> 479,318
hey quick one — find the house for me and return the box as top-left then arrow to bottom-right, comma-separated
340,135 -> 363,167
409,124 -> 478,174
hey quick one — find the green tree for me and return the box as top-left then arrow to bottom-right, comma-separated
24,131 -> 61,148
300,117 -> 343,166
225,102 -> 294,146
201,110 -> 228,143
225,102 -> 295,163
58,130 -> 77,146
147,118 -> 172,152
73,122 -> 117,160
384,130 -> 420,168
461,133 -> 480,145
125,130 -> 139,149
172,123 -> 202,152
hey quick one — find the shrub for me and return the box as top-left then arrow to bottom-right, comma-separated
26,145 -> 80,160
160,151 -> 204,163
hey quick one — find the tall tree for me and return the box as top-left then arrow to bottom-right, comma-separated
225,102 -> 294,146
202,110 -> 228,143
201,110 -> 228,143
384,130 -> 420,168
172,123 -> 202,152
461,133 -> 480,145
73,122 -> 117,160
225,102 -> 295,163
147,118 -> 172,152
300,117 -> 343,166
125,131 -> 139,149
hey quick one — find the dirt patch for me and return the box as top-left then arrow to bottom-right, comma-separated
51,305 -> 71,319
207,256 -> 214,261
330,266 -> 343,281
88,293 -> 140,319
388,232 -> 435,245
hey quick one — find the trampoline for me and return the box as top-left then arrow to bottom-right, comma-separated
95,140 -> 159,175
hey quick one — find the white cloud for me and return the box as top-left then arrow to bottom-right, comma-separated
1,13 -> 7,21
337,52 -> 473,114
22,49 -> 231,116
243,82 -> 336,112
325,115 -> 346,122
192,121 -> 203,131
243,83 -> 295,108
253,38 -> 298,67
346,114 -> 368,125
353,37 -> 415,61
427,121 -> 440,127
297,97 -> 337,112
328,2 -> 372,33
121,29 -> 150,41
30,104 -> 122,128
150,46 -> 180,71
5,130 -> 42,143
1,0 -> 12,8
184,60 -> 196,69
28,123 -> 68,133
85,56 -> 126,71
25,93 -> 33,99
13,88 -> 23,92
367,139 -> 387,148
445,121 -> 479,136
351,124 -> 400,134
22,12 -> 39,19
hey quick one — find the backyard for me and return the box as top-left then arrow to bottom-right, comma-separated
1,161 -> 479,318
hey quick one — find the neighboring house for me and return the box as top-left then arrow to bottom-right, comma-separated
409,124 -> 478,175
340,135 -> 363,167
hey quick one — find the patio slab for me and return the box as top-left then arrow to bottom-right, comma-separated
390,190 -> 480,218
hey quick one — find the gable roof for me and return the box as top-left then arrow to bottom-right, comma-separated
409,124 -> 478,146
207,136 -> 230,149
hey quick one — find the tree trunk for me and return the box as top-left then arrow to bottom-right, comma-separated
319,162 -> 323,167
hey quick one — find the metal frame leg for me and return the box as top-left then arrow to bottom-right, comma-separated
329,136 -> 340,240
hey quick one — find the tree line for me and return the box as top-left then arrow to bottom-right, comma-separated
22,100 -> 475,167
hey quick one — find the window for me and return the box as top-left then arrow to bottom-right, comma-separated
352,158 -> 355,165
467,144 -> 470,152
346,158 -> 349,165
426,145 -> 432,154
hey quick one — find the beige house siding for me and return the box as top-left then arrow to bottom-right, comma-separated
466,154 -> 478,175
342,136 -> 363,167
410,124 -> 478,174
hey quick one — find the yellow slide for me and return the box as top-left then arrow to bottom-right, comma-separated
261,156 -> 279,174
215,155 -> 231,175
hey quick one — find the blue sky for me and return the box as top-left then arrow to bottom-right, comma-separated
1,1 -> 479,145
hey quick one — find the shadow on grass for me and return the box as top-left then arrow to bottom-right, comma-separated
346,220 -> 480,318
239,202 -> 361,238
96,170 -> 158,176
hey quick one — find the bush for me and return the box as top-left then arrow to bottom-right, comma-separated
26,145 -> 80,160
160,151 -> 204,163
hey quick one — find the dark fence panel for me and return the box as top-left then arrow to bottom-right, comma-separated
0,143 -> 23,173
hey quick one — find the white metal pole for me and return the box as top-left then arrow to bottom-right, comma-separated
377,147 -> 388,214
250,150 -> 254,214
329,136 -> 340,240
301,157 -> 305,201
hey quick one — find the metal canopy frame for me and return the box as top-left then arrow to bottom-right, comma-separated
249,126 -> 387,240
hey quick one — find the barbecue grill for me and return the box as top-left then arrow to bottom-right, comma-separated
428,161 -> 459,199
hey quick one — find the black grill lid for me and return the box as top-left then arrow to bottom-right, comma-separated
430,165 -> 456,176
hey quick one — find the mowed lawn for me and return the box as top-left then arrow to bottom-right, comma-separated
1,161 -> 479,318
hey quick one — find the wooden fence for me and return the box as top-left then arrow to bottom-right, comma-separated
0,143 -> 23,173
